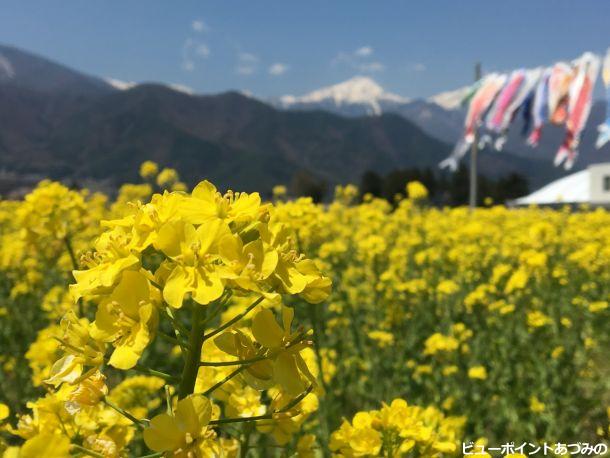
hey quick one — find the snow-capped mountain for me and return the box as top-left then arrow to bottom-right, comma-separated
277,75 -> 471,115
428,86 -> 470,110
275,76 -> 466,142
278,76 -> 409,116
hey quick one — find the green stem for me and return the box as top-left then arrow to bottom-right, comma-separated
200,334 -> 310,397
198,355 -> 268,367
103,398 -> 146,429
201,290 -> 233,327
209,414 -> 274,425
64,236 -> 79,271
164,306 -> 189,338
133,363 -> 179,383
178,304 -> 207,398
240,423 -> 253,458
148,278 -> 164,292
208,385 -> 313,426
202,366 -> 247,397
71,444 -> 105,458
53,336 -> 82,354
64,236 -> 84,316
204,295 -> 265,341
165,385 -> 172,415
157,331 -> 189,350
278,384 -> 314,411
309,305 -> 330,457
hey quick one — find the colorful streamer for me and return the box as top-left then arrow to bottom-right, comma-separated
547,62 -> 574,126
439,48 -> 610,170
527,68 -> 551,146
595,48 -> 610,149
520,86 -> 536,137
486,70 -> 525,133
491,68 -> 543,150
554,53 -> 600,170
439,73 -> 506,171
441,49 -> 608,172
460,79 -> 483,108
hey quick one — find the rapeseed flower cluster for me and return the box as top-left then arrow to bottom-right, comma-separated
0,164 -> 332,456
271,182 -> 609,448
329,399 -> 465,457
0,167 -> 608,456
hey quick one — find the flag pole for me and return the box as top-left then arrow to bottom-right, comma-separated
469,62 -> 482,210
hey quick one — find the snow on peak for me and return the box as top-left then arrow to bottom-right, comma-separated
105,77 -> 137,91
0,54 -> 15,80
428,86 -> 471,110
105,78 -> 194,95
280,76 -> 409,115
167,83 -> 194,95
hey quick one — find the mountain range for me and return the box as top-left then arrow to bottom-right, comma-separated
276,75 -> 610,167
1,43 -> 608,197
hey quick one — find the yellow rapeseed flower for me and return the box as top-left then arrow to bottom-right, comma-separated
468,366 -> 488,380
139,161 -> 159,180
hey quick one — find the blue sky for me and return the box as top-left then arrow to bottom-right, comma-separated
1,0 -> 609,98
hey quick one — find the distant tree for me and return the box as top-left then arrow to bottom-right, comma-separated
478,174 -> 495,205
422,168 -> 437,198
290,170 -> 327,203
382,170 -> 411,201
359,166 -> 529,207
360,171 -> 383,199
495,173 -> 529,202
448,164 -> 470,205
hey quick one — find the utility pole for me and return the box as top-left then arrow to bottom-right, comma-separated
469,62 -> 482,210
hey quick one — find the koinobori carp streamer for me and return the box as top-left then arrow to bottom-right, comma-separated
439,73 -> 506,171
595,48 -> 610,149
554,53 -> 600,170
441,50 -> 608,172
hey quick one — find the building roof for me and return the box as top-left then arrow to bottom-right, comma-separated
514,169 -> 590,205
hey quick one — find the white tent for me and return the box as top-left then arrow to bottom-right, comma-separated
514,163 -> 610,206
514,170 -> 589,205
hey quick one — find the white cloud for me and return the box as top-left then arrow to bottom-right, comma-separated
357,61 -> 384,73
331,51 -> 350,66
192,19 -> 208,33
413,63 -> 426,72
195,43 -> 210,58
332,46 -> 384,73
269,63 -> 289,76
236,65 -> 255,75
181,38 -> 210,71
239,52 -> 259,63
333,46 -> 374,63
236,52 -> 259,76
355,46 -> 373,57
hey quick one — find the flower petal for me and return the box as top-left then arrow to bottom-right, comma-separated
252,308 -> 284,349
163,265 -> 192,308
143,413 -> 183,452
